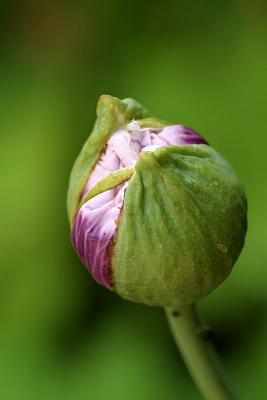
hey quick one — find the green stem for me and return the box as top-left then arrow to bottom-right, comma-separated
165,304 -> 237,400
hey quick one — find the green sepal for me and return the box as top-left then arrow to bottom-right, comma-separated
113,145 -> 247,307
79,167 -> 134,207
138,117 -> 168,128
67,95 -> 152,224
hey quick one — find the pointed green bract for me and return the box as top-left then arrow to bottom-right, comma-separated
80,167 -> 134,207
113,145 -> 247,307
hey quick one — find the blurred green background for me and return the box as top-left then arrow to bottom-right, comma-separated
0,1 -> 266,399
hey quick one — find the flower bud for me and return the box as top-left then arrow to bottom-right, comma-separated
67,95 -> 247,307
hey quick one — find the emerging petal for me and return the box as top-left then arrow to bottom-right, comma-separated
71,123 -> 208,288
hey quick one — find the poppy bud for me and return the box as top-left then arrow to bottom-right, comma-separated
67,95 -> 247,307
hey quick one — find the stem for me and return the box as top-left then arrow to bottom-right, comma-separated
165,304 -> 237,400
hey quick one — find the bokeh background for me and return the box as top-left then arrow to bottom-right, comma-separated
1,1 -> 267,399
